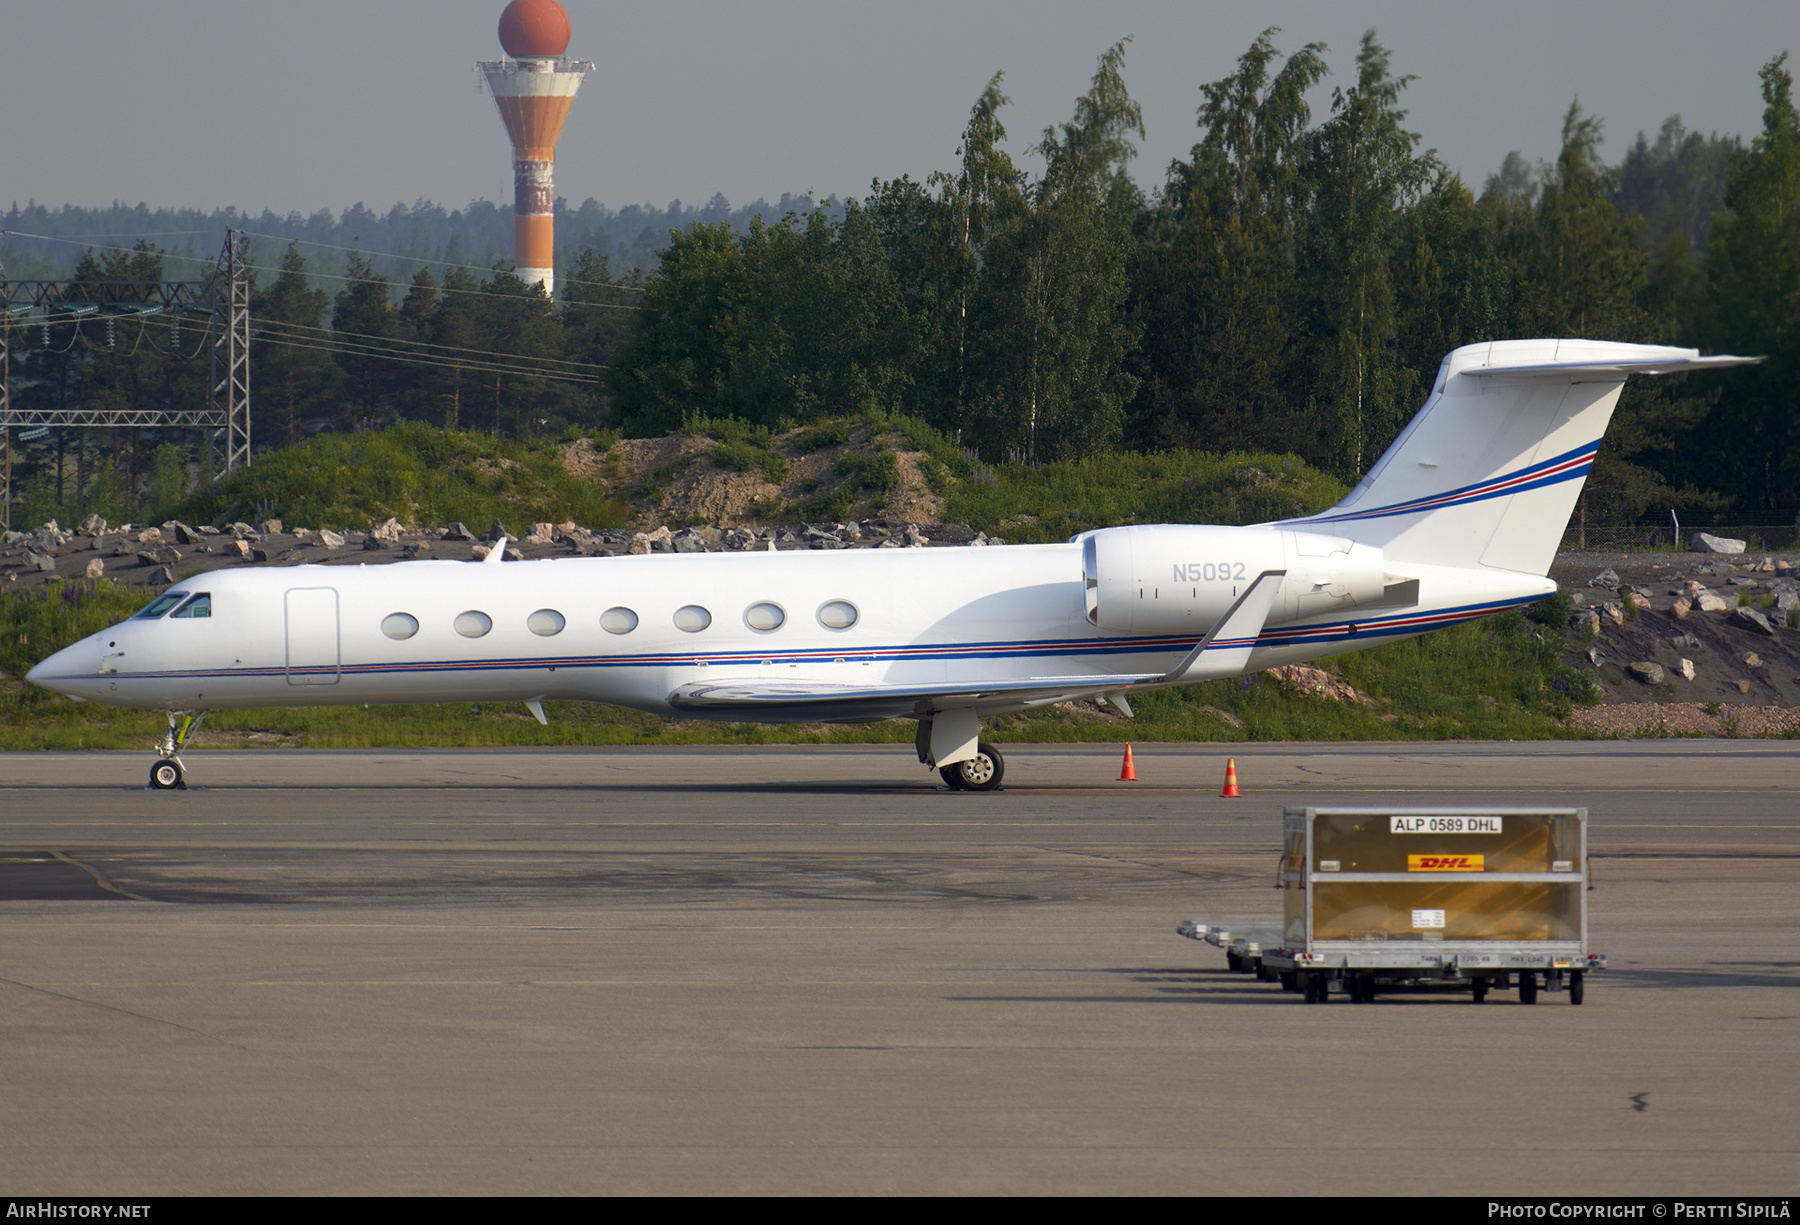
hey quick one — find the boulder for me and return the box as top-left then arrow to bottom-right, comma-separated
136,527 -> 163,544
1626,662 -> 1665,685
443,522 -> 474,541
78,514 -> 108,536
318,530 -> 345,549
1694,532 -> 1746,554
24,550 -> 58,573
1587,568 -> 1621,588
146,565 -> 175,586
1740,651 -> 1764,668
84,558 -> 104,580
1733,607 -> 1776,636
371,517 -> 402,544
136,545 -> 180,567
483,518 -> 511,544
1675,658 -> 1696,680
260,519 -> 284,535
1694,590 -> 1731,613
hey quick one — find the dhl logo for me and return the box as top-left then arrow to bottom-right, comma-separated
1408,854 -> 1484,871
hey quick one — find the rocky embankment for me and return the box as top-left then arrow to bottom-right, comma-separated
1548,544 -> 1800,733
2,512 -> 1006,592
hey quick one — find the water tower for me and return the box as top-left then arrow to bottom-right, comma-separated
479,0 -> 591,296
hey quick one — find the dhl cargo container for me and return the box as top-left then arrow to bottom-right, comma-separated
1179,808 -> 1605,1004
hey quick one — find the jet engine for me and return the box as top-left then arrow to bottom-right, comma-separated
1080,525 -> 1397,635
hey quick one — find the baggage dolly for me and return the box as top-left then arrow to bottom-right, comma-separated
1180,808 -> 1605,1004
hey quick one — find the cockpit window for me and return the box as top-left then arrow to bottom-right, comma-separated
133,593 -> 187,619
170,593 -> 212,619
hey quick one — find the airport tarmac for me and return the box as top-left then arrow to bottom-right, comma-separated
1,741 -> 1795,1196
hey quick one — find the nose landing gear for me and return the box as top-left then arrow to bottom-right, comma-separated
149,710 -> 208,790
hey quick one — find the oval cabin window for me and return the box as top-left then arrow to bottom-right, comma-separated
600,607 -> 639,635
454,610 -> 493,638
817,600 -> 859,630
673,605 -> 712,633
381,613 -> 419,640
745,602 -> 785,632
527,609 -> 566,637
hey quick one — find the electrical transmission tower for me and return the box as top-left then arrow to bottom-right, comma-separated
1,230 -> 253,533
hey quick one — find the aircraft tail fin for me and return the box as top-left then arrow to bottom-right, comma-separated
1279,340 -> 1758,575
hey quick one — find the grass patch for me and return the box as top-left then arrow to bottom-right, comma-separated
167,422 -> 630,533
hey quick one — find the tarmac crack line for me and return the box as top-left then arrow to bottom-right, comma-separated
50,850 -> 155,902
0,976 -> 251,1049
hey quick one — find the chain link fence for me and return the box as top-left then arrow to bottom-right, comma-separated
1558,520 -> 1799,552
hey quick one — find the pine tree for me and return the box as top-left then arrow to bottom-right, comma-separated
253,243 -> 340,447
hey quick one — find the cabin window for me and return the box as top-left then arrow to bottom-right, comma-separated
527,609 -> 566,637
454,610 -> 493,638
600,607 -> 639,635
381,613 -> 419,640
673,605 -> 712,633
169,593 -> 212,619
744,601 -> 785,632
817,600 -> 859,630
133,593 -> 187,619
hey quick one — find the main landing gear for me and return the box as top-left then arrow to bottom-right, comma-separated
917,712 -> 1005,792
939,741 -> 1006,792
149,710 -> 208,790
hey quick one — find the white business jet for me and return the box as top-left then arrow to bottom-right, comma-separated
27,340 -> 1756,791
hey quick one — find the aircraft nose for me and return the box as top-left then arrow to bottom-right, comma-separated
25,643 -> 87,696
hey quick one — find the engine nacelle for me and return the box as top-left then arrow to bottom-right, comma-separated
1081,525 -> 1390,634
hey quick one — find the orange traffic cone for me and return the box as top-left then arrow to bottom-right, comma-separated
1220,757 -> 1241,798
1118,743 -> 1138,782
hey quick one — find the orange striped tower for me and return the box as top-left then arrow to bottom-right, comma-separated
480,0 -> 591,297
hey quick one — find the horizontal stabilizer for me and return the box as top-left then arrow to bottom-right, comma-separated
1465,353 -> 1760,382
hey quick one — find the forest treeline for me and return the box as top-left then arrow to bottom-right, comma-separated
4,31 -> 1797,534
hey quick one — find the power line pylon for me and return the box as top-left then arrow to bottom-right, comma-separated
208,230 -> 251,484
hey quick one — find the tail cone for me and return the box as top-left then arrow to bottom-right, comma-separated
1118,743 -> 1137,782
1221,757 -> 1240,798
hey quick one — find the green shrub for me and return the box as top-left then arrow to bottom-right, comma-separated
793,421 -> 852,454
1527,590 -> 1574,628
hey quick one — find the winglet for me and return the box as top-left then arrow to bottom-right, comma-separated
1156,570 -> 1286,686
525,698 -> 547,725
483,536 -> 510,564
